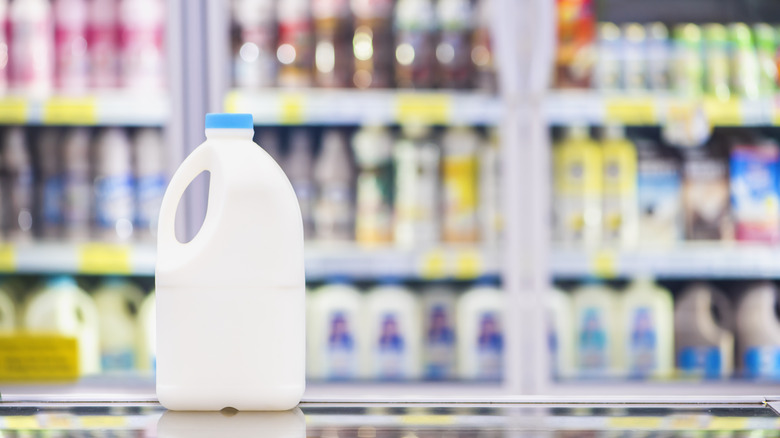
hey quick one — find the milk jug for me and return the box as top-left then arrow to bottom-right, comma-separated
735,282 -> 780,379
307,278 -> 363,381
675,282 -> 734,379
136,290 -> 156,372
23,276 -> 100,375
156,113 -> 305,411
457,278 -> 504,381
92,277 -> 144,372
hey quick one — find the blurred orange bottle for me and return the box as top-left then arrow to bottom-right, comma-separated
554,0 -> 595,89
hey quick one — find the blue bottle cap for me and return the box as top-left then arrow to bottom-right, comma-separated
472,275 -> 501,287
205,113 -> 253,130
48,275 -> 76,288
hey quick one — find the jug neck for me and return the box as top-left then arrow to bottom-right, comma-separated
205,128 -> 255,140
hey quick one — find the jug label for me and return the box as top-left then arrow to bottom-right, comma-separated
424,305 -> 455,380
376,313 -> 406,379
324,311 -> 358,380
476,311 -> 503,381
679,346 -> 721,378
744,346 -> 780,378
628,307 -> 657,375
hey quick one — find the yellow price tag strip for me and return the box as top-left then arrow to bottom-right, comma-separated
669,415 -> 700,429
396,93 -> 452,124
279,94 -> 305,124
453,250 -> 482,279
79,416 -> 129,428
78,243 -> 132,274
0,98 -> 29,124
0,335 -> 79,382
591,249 -> 617,278
4,416 -> 40,429
708,417 -> 748,430
703,98 -> 742,126
607,417 -> 663,429
420,249 -> 447,279
43,96 -> 98,125
604,97 -> 657,125
400,415 -> 456,426
0,244 -> 16,272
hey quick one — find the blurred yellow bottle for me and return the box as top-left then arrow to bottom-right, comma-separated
601,125 -> 638,248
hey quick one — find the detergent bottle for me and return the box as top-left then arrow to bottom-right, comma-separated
156,113 -> 305,411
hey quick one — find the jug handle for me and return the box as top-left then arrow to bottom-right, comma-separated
157,145 -> 214,262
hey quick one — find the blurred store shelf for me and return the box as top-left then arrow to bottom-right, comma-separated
0,92 -> 169,126
553,243 -> 780,279
224,89 -> 501,126
0,243 -> 157,276
546,91 -> 777,126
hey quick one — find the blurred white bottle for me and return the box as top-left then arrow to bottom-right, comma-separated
284,129 -> 316,238
394,124 -> 440,247
571,281 -> 619,378
137,290 -> 156,372
94,128 -> 135,242
63,128 -> 92,241
36,128 -> 64,240
276,0 -> 313,88
550,287 -> 574,379
363,279 -> 421,380
0,0 -> 10,95
307,278 -> 363,380
314,129 -> 353,242
53,0 -> 89,93
442,126 -> 480,243
394,0 -> 436,88
257,128 -> 283,164
435,0 -> 474,89
135,128 -> 166,242
312,0 -> 352,88
457,277 -> 504,380
118,0 -> 165,90
24,276 -> 100,375
9,0 -> 53,96
92,277 -> 144,372
232,0 -> 276,89
421,283 -> 458,380
479,128 -> 501,246
353,125 -> 394,245
2,128 -> 34,242
87,0 -> 119,89
0,282 -> 15,331
736,282 -> 780,379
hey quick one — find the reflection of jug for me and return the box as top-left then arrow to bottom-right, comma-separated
157,407 -> 305,438
156,114 -> 305,410
736,282 -> 780,379
675,282 -> 734,379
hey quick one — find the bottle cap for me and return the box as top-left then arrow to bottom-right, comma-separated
205,113 -> 253,130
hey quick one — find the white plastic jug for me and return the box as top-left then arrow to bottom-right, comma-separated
92,277 -> 144,372
23,276 -> 100,375
156,113 -> 305,411
736,282 -> 780,379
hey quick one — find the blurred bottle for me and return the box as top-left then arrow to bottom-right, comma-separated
2,128 -> 34,243
435,0 -> 473,89
470,0 -> 494,92
478,128 -> 501,246
736,282 -> 780,380
675,282 -> 734,379
276,0 -> 313,88
421,283 -> 457,380
394,124 -> 440,247
62,128 -> 92,241
636,139 -> 681,245
619,277 -> 674,380
36,128 -> 64,240
136,290 -> 156,372
554,0 -> 595,88
645,22 -> 670,90
53,0 -> 88,93
350,0 -> 394,89
94,128 -> 135,242
394,0 -> 436,89
442,126 -> 479,243
595,22 -> 621,91
135,128 -> 166,242
9,0 -> 54,97
601,125 -> 637,248
553,125 -> 601,247
754,23 -> 778,97
550,287 -> 574,379
314,129 -> 353,242
730,139 -> 780,243
313,0 -> 352,88
621,23 -> 646,92
0,0 -> 9,95
571,281 -> 619,378
353,125 -> 394,246
457,277 -> 503,381
24,276 -> 100,375
702,23 -> 730,101
363,279 -> 421,380
257,128 -> 283,164
232,0 -> 276,89
307,279 -> 363,381
0,280 -> 14,331
682,144 -> 731,241
672,23 -> 703,97
118,0 -> 165,90
284,129 -> 316,238
87,0 -> 119,89
92,277 -> 144,372
730,23 -> 760,99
